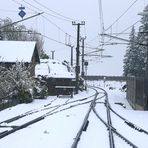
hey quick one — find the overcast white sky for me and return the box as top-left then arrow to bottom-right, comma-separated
0,0 -> 148,75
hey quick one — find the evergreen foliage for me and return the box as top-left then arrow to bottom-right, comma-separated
123,5 -> 148,77
0,18 -> 49,104
0,62 -> 35,103
0,62 -> 48,103
33,78 -> 48,99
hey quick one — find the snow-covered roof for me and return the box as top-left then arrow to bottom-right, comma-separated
35,59 -> 75,78
0,41 -> 36,63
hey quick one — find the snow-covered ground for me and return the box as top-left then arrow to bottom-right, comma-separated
0,80 -> 148,148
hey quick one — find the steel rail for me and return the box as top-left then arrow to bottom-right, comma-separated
0,93 -> 95,125
94,86 -> 115,148
71,90 -> 98,148
109,107 -> 148,135
93,107 -> 138,148
103,90 -> 115,148
0,89 -> 99,139
91,85 -> 138,148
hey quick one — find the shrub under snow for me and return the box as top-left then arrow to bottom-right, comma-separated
0,62 -> 35,103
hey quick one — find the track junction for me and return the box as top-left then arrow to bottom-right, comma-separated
0,81 -> 148,148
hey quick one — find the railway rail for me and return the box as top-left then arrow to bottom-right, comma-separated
0,89 -> 98,139
0,85 -> 148,148
71,86 -> 148,148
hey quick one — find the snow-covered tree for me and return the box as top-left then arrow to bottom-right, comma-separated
136,5 -> 148,77
0,65 -> 14,101
123,26 -> 141,76
0,62 -> 35,103
123,5 -> 148,77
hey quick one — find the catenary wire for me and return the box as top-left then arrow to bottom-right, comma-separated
22,0 -> 75,22
105,0 -> 139,32
32,0 -> 79,22
12,0 -> 77,42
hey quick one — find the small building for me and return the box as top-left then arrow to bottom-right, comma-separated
0,41 -> 40,76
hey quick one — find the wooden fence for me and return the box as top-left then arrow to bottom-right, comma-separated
85,75 -> 148,110
126,77 -> 148,110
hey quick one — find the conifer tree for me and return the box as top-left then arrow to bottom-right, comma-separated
137,5 -> 148,77
123,5 -> 148,77
123,26 -> 139,76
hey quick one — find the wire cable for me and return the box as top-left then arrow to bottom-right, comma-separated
41,34 -> 66,45
101,19 -> 141,45
42,15 -> 76,39
12,0 -> 77,41
105,0 -> 139,32
22,0 -> 75,22
11,0 -> 38,13
33,0 -> 79,22
117,19 -> 140,36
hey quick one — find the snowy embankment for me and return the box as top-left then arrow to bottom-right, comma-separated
0,81 -> 148,148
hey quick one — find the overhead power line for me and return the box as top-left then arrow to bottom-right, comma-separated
41,34 -> 66,45
118,19 -> 140,35
102,19 -> 141,45
11,0 -> 77,41
42,15 -> 76,39
22,0 -> 76,22
12,0 -> 72,22
11,0 -> 38,13
105,0 -> 139,32
33,0 -> 79,22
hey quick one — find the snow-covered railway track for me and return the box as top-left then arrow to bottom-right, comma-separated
71,86 -> 148,148
0,92 -> 97,139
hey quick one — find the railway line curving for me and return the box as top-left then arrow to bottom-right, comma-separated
0,85 -> 148,148
71,86 -> 148,148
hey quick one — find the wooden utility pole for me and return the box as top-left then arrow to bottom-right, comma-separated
72,21 -> 85,94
